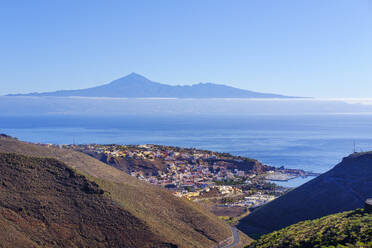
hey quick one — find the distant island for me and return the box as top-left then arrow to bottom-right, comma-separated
7,73 -> 297,98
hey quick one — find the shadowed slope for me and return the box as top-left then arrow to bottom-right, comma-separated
237,152 -> 372,238
0,136 -> 231,247
0,153 -> 173,248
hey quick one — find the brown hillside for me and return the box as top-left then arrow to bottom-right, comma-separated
0,153 -> 173,248
0,136 -> 231,247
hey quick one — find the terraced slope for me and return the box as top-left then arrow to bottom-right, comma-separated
0,136 -> 231,247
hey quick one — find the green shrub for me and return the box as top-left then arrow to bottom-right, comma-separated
249,209 -> 372,248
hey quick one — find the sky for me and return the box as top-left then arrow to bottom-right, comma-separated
0,0 -> 371,97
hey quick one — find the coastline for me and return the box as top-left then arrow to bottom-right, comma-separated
265,170 -> 320,188
269,175 -> 318,188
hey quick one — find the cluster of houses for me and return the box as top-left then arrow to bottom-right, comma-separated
229,192 -> 276,208
174,185 -> 243,200
65,144 -> 298,207
71,144 -> 219,161
131,159 -> 250,188
68,144 -> 254,193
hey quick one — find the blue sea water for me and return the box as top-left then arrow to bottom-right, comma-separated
1,114 -> 372,186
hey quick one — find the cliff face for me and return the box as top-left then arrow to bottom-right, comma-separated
84,151 -> 168,176
237,152 -> 372,238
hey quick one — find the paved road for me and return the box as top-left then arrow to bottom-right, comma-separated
219,226 -> 240,248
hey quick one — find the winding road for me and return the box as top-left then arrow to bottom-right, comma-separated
216,226 -> 241,248
225,226 -> 240,248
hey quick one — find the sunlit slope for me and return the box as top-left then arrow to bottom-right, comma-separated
0,153 -> 172,248
0,136 -> 231,247
248,209 -> 372,248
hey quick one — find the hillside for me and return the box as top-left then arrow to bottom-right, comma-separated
74,144 -> 274,177
0,153 -> 172,248
83,150 -> 168,176
0,135 -> 232,248
248,209 -> 372,248
237,152 -> 372,238
7,73 -> 292,98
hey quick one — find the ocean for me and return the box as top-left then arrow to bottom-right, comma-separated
1,114 -> 372,187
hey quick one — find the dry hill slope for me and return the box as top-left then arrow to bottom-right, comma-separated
0,153 -> 173,248
237,152 -> 372,238
0,136 -> 232,247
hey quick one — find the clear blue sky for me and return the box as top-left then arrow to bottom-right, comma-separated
1,0 -> 371,97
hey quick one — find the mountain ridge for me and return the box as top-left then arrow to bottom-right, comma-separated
7,73 -> 296,98
237,151 -> 372,238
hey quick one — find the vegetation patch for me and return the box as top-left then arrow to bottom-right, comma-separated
248,209 -> 372,248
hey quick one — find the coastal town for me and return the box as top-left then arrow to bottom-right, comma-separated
65,143 -> 318,213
